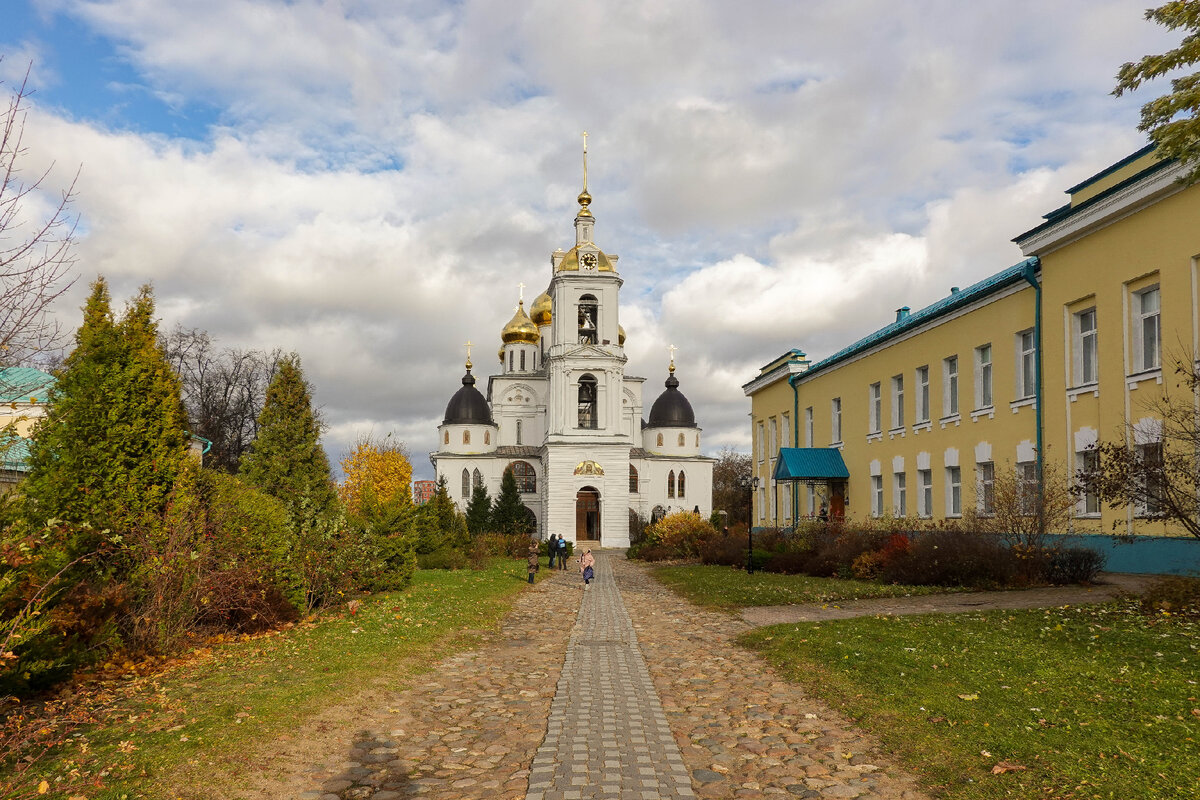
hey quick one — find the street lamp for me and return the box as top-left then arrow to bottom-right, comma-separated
739,474 -> 760,574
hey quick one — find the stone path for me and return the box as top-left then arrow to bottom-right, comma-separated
263,554 -> 941,799
525,553 -> 693,800
740,572 -> 1153,626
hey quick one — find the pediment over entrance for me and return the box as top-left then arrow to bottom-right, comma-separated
574,460 -> 605,476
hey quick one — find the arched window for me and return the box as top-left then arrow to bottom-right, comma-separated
444,431 -> 449,444
520,350 -> 526,371
578,374 -> 598,429
668,470 -> 676,498
463,430 -> 470,444
508,350 -> 514,371
678,470 -> 686,498
484,430 -> 490,445
578,294 -> 598,344
629,465 -> 639,493
695,433 -> 700,447
678,432 -> 685,446
473,468 -> 483,490
461,468 -> 470,498
516,419 -> 522,445
508,461 -> 536,493
656,433 -> 664,447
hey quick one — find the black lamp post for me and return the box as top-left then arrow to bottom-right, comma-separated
740,475 -> 760,574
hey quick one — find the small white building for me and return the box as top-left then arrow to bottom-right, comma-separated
430,171 -> 713,547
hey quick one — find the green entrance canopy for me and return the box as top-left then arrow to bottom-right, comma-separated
772,448 -> 850,482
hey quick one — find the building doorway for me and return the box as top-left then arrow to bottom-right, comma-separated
576,487 -> 601,542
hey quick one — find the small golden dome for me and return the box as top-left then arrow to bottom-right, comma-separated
576,189 -> 593,218
501,300 -> 540,345
556,245 -> 614,272
530,291 -> 553,326
498,346 -> 504,362
618,324 -> 626,346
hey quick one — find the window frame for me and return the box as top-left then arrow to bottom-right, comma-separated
869,382 -> 882,433
577,373 -> 598,429
977,461 -> 995,516
831,397 -> 842,444
1016,329 -> 1036,400
871,475 -> 884,517
891,374 -> 905,430
893,470 -> 907,516
508,460 -> 537,493
916,365 -> 930,423
975,345 -> 993,409
1074,307 -> 1098,387
946,466 -> 962,516
918,468 -> 932,518
943,356 -> 959,416
1133,285 -> 1161,373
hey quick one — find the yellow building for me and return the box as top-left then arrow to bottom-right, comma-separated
0,367 -> 55,490
745,145 -> 1200,571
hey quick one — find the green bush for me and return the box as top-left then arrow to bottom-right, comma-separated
417,546 -> 469,570
1140,575 -> 1200,617
1045,547 -> 1107,585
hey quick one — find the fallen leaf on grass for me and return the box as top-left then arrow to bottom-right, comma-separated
958,693 -> 979,701
38,781 -> 49,794
991,761 -> 1027,774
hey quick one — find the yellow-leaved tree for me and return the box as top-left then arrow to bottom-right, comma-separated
339,434 -> 416,590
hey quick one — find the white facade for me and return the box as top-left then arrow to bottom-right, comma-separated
430,184 -> 713,547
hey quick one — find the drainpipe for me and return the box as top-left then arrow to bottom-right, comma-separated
789,373 -> 801,525
1021,258 -> 1044,531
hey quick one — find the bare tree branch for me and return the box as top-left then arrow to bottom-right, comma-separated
0,59 -> 79,372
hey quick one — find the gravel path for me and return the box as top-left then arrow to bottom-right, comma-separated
740,572 -> 1153,626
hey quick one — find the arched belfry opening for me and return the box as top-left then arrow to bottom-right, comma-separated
578,294 -> 598,344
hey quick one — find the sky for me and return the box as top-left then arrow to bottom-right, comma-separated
1,0 -> 1180,478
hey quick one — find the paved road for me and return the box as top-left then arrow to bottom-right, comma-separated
525,553 -> 693,799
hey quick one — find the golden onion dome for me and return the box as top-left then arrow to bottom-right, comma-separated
618,324 -> 626,346
556,245 -> 614,272
498,346 -> 504,362
530,291 -> 553,326
500,300 -> 540,345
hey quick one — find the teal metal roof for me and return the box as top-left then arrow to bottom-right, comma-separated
773,447 -> 850,481
0,434 -> 32,472
0,367 -> 55,403
795,258 -> 1038,383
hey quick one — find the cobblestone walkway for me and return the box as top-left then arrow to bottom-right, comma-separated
525,553 -> 693,800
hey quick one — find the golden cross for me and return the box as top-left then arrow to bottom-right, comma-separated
582,130 -> 589,191
464,340 -> 473,362
518,282 -> 526,302
667,343 -> 678,361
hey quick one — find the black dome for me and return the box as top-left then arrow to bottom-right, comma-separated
647,370 -> 697,428
443,368 -> 493,425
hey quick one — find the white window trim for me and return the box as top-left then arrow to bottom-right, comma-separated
974,344 -> 993,411
1015,329 -> 1036,400
1072,307 -> 1098,389
1131,284 -> 1161,375
916,365 -> 930,424
943,355 -> 960,417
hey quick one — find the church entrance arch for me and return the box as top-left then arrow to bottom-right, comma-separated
576,486 -> 601,543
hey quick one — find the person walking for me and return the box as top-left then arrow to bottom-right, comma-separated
557,534 -> 568,570
548,534 -> 559,569
527,540 -> 539,584
579,549 -> 595,588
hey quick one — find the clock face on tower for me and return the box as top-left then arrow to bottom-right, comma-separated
580,251 -> 598,270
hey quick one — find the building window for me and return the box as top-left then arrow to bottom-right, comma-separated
871,475 -> 883,517
918,469 -> 932,518
891,375 -> 905,429
516,419 -> 522,445
758,487 -> 766,520
1136,441 -> 1164,515
678,432 -> 685,446
1075,308 -> 1097,386
894,471 -> 907,516
578,373 -> 598,429
1016,330 -> 1036,400
508,350 -> 514,371
695,433 -> 700,447
508,461 -> 536,493
461,468 -> 470,498
831,397 -> 842,443
869,382 -> 882,433
781,413 -> 791,449
975,344 -> 993,408
657,432 -> 664,447
678,471 -> 686,498
668,470 -> 676,498
1077,449 -> 1100,515
463,430 -> 471,444
768,417 -> 777,457
629,465 -> 639,493
1134,286 -> 1160,372
977,461 -> 995,515
1017,461 -> 1038,514
473,468 -> 483,490
946,466 -> 962,516
916,366 -> 930,423
520,350 -> 526,371
944,356 -> 959,416
756,422 -> 765,461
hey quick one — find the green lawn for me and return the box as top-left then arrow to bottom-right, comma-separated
653,564 -> 951,610
6,559 -> 537,800
742,602 -> 1200,800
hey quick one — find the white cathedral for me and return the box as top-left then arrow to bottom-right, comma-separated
431,158 -> 714,548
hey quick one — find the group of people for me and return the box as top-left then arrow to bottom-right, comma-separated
526,534 -> 595,588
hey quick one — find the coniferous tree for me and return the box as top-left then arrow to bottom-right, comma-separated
240,354 -> 337,521
465,481 -> 493,535
24,279 -> 190,532
491,468 -> 531,535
